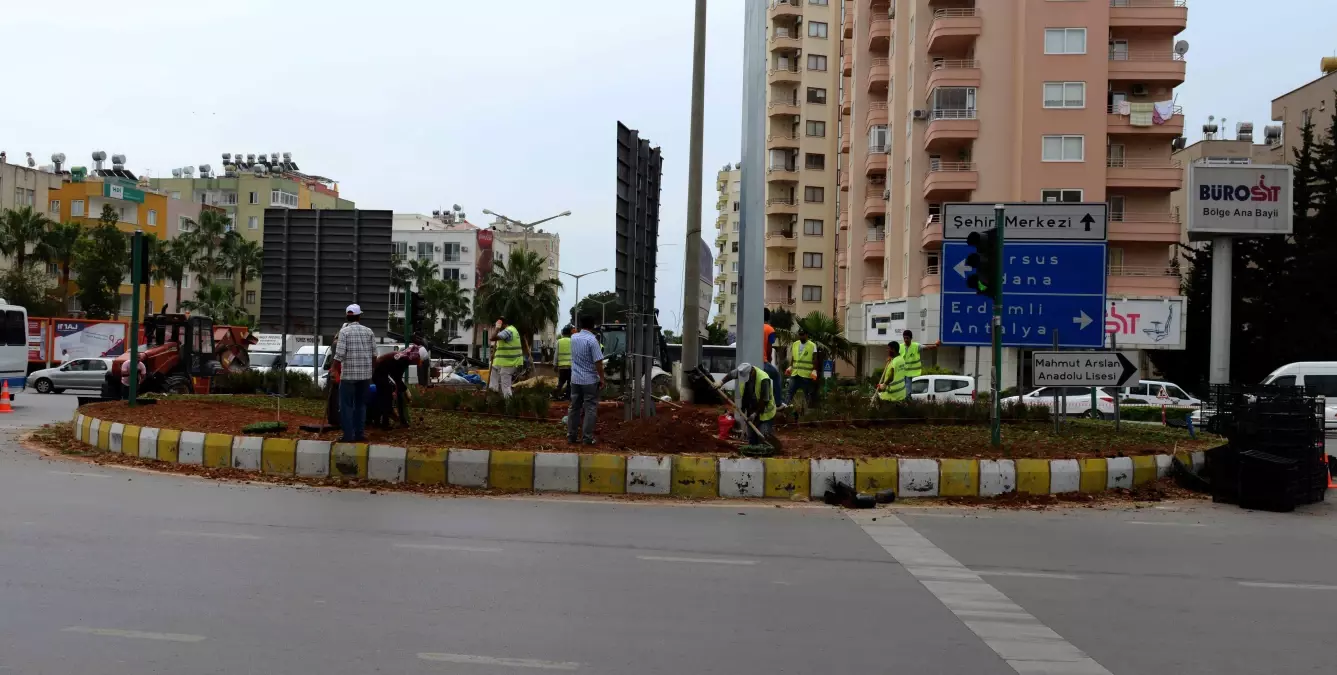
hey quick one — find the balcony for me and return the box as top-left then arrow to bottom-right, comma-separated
923,162 -> 978,200
863,187 -> 886,218
840,127 -> 851,153
843,54 -> 853,76
861,278 -> 884,301
770,0 -> 802,19
924,108 -> 980,150
766,294 -> 797,309
770,28 -> 801,51
767,164 -> 800,183
766,230 -> 799,248
921,267 -> 942,295
868,100 -> 888,125
1109,0 -> 1188,34
840,170 -> 850,191
766,197 -> 799,215
839,207 -> 849,230
768,65 -> 802,85
1107,104 -> 1184,136
1106,157 -> 1182,190
928,7 -> 981,53
926,59 -> 980,92
1107,265 -> 1182,296
1108,52 -> 1186,85
868,58 -> 890,91
921,213 -> 944,249
865,146 -> 888,175
765,265 -> 798,282
843,96 -> 851,115
1109,211 -> 1181,243
768,132 -> 801,148
768,98 -> 800,117
868,17 -> 891,45
837,248 -> 848,268
863,229 -> 886,260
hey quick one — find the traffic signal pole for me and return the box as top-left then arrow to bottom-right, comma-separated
990,205 -> 1004,448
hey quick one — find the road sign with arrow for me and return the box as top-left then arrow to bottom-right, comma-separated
1032,351 -> 1141,388
942,202 -> 1109,241
940,241 -> 1108,348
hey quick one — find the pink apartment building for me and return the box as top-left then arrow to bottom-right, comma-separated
837,0 -> 1188,385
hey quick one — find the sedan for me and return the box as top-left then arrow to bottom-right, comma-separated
29,358 -> 114,394
1002,386 -> 1119,419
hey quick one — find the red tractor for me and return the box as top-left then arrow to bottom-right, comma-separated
102,312 -> 253,398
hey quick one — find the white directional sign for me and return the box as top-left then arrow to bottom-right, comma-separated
943,202 -> 1108,241
1032,351 -> 1141,388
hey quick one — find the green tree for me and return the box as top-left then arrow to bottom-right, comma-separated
775,311 -> 852,393
0,265 -> 61,317
768,307 -> 796,331
476,248 -> 562,360
391,256 -> 413,293
222,237 -> 263,313
573,290 -> 624,325
185,210 -> 232,285
422,278 -> 471,340
154,237 -> 196,313
0,205 -> 53,270
407,258 -> 439,289
181,282 -> 244,324
35,221 -> 86,315
705,322 -> 731,346
71,222 -> 127,319
662,329 -> 682,344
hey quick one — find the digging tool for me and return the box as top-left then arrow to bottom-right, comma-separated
707,377 -> 782,450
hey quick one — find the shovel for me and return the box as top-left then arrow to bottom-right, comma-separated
709,377 -> 782,450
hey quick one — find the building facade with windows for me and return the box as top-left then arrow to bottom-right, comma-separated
712,165 -> 742,335
838,0 -> 1188,384
488,216 -> 561,350
765,0 -> 842,319
392,213 -> 511,351
0,157 -> 66,272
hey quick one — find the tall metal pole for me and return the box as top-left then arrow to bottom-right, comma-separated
990,204 -> 1005,448
736,0 -> 766,377
680,0 -> 708,403
1209,236 -> 1232,384
128,231 -> 142,407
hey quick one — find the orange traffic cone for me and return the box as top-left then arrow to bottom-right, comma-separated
0,380 -> 13,414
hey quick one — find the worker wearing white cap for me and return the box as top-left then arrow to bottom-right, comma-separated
333,303 -> 375,441
720,362 -> 777,445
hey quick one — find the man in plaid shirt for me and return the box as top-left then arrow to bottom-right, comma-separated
334,304 -> 376,442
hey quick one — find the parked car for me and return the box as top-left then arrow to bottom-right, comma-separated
1117,380 -> 1201,407
248,351 -> 282,375
1002,386 -> 1119,419
29,358 -> 114,394
910,375 -> 976,404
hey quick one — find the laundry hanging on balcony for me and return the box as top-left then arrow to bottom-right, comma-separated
1152,101 -> 1175,125
1129,102 -> 1155,127
1117,100 -> 1132,116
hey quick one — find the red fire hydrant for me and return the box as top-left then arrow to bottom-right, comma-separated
717,413 -> 735,440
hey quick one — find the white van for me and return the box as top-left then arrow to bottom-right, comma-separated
910,375 -> 975,404
1262,362 -> 1337,432
1118,380 -> 1201,407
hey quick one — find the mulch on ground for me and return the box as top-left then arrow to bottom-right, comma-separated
913,478 -> 1210,510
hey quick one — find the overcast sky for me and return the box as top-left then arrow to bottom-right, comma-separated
2,1 -> 1333,332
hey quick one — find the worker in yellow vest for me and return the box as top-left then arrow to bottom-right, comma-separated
877,342 -> 907,402
554,326 -> 573,401
721,363 -> 777,444
900,329 -> 942,395
784,328 -> 819,407
489,316 -> 524,398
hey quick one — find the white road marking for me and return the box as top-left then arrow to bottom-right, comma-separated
636,555 -> 757,566
850,512 -> 1113,675
1239,581 -> 1337,591
159,530 -> 262,540
61,627 -> 205,643
394,543 -> 503,553
417,653 -> 580,670
47,471 -> 110,479
976,570 -> 1082,580
1127,521 -> 1206,527
898,511 -> 993,519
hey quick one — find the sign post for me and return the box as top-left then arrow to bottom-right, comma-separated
1031,351 -> 1140,389
990,205 -> 1004,448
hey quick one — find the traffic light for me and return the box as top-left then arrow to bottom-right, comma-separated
408,291 -> 427,333
965,228 -> 999,301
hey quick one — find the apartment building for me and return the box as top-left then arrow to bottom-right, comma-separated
1267,63 -> 1337,165
713,165 -> 742,335
839,0 -> 1188,384
150,153 -> 354,318
392,213 -> 511,352
0,154 -> 66,272
764,0 -> 843,318
487,216 -> 560,350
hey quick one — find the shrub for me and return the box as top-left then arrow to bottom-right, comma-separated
1119,405 -> 1195,422
241,420 -> 288,434
789,389 -> 1048,425
211,370 -> 322,399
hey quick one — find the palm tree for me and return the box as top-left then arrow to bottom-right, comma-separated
421,278 -> 470,339
406,258 -> 439,290
391,256 -> 413,293
222,238 -> 263,312
475,249 -> 562,360
0,206 -> 53,269
181,282 -> 242,324
153,237 -> 196,312
776,310 -> 854,389
35,221 -> 86,315
185,210 -> 232,284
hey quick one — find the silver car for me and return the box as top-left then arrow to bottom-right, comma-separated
29,358 -> 114,394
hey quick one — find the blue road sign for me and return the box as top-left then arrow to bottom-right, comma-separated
940,241 -> 1107,348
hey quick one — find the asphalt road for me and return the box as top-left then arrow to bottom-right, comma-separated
2,391 -> 1335,674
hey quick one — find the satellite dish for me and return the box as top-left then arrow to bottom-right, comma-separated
1174,40 -> 1189,56
172,168 -> 183,178
452,204 -> 462,212
52,152 -> 66,164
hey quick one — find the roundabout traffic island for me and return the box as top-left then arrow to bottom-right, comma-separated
61,394 -> 1222,502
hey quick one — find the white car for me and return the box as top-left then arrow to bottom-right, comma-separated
1117,380 -> 1200,407
910,375 -> 975,404
1002,386 -> 1118,419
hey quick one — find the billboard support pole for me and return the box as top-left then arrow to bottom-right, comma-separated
278,209 -> 290,397
990,205 -> 1004,448
1208,236 -> 1232,385
128,231 -> 142,408
313,211 -> 322,385
680,0 -> 707,402
1052,330 -> 1059,435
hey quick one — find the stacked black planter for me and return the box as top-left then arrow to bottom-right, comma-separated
1206,384 -> 1327,512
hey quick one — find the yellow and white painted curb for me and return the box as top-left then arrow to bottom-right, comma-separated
69,412 -> 1204,499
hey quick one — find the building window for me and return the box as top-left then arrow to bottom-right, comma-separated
807,54 -> 828,71
1044,28 -> 1087,55
809,0 -> 828,4
1042,135 -> 1085,162
1041,189 -> 1083,203
248,191 -> 259,204
732,221 -> 739,231
169,191 -> 181,200
804,186 -> 825,203
119,294 -> 134,315
730,282 -> 738,295
802,252 -> 823,268
1043,82 -> 1086,108
443,268 -> 462,282
730,303 -> 738,313
806,120 -> 826,137
245,290 -> 256,305
732,261 -> 738,272
243,215 -> 256,230
868,125 -> 889,151
733,201 -> 739,212
806,87 -> 827,104
145,209 -> 156,226
803,219 -> 824,236
180,216 -> 194,233
801,285 -> 822,302
417,245 -> 435,261
805,153 -> 826,170
71,200 -> 85,217
224,215 -> 236,232
46,263 -> 59,277
808,21 -> 828,38
393,241 -> 409,258
442,242 -> 462,262
49,200 -> 60,215
270,190 -> 298,208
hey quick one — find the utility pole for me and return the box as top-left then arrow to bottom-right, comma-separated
736,0 -> 766,378
128,231 -> 143,407
990,204 -> 1005,448
680,0 -> 708,403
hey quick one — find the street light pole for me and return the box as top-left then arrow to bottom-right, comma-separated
680,0 -> 708,403
560,268 -> 609,323
591,297 -> 619,325
481,209 -> 572,249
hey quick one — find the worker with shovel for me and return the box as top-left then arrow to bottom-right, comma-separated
720,363 -> 777,445
876,342 -> 907,402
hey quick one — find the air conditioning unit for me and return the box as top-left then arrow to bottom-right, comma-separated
1131,83 -> 1150,96
460,273 -> 469,280
435,245 -> 442,252
461,245 -> 470,252
408,245 -> 416,251
883,189 -> 891,200
912,109 -> 929,120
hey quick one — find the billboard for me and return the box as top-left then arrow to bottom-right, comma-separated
1187,164 -> 1293,240
52,319 -> 128,361
1104,297 -> 1185,350
475,230 -> 494,289
28,318 -> 47,362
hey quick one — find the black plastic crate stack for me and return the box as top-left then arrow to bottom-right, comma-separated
1206,384 -> 1327,511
